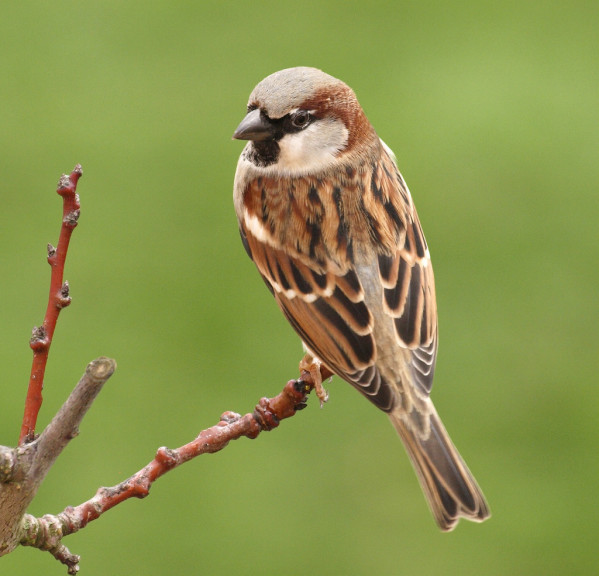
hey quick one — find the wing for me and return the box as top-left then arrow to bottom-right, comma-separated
238,144 -> 438,410
241,225 -> 397,411
375,144 -> 438,395
377,218 -> 438,395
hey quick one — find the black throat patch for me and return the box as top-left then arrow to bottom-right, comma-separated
244,141 -> 280,167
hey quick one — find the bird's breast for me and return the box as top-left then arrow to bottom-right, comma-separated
237,157 -> 408,272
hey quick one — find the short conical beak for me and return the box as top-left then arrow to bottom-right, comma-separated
232,108 -> 275,141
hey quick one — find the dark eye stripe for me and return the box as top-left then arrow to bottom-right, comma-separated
290,110 -> 312,130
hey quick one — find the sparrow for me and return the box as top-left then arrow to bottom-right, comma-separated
232,67 -> 490,531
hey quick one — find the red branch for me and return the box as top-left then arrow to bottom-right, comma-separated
19,165 -> 83,445
20,367 -> 333,573
64,375 -> 317,524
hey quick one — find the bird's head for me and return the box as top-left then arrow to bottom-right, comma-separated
233,67 -> 377,175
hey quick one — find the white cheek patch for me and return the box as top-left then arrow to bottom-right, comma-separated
276,117 -> 349,174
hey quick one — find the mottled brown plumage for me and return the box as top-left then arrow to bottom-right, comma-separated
232,67 -> 490,530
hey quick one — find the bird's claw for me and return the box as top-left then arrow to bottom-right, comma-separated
299,353 -> 329,407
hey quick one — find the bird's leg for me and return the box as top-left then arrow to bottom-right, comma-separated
299,352 -> 330,407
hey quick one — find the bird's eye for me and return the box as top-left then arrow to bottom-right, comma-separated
291,111 -> 312,130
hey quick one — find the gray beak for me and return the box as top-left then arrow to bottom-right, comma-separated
232,108 -> 275,141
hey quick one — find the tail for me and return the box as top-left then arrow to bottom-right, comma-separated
390,405 -> 490,531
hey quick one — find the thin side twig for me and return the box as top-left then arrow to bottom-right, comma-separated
20,365 -> 331,574
20,165 -> 83,445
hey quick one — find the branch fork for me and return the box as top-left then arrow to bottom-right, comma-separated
1,164 -> 331,574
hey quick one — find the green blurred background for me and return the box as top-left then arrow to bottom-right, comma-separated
1,1 -> 596,574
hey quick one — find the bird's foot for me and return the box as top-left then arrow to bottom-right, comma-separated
299,353 -> 329,407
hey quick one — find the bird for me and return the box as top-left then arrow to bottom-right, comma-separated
232,66 -> 490,531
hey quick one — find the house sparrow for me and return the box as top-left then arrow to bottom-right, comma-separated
232,67 -> 490,531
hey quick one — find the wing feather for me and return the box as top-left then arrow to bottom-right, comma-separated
241,226 -> 401,409
376,149 -> 438,395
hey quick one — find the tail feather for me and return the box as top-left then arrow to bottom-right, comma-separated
390,406 -> 490,531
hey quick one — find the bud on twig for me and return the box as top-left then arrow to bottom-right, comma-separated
57,281 -> 72,309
